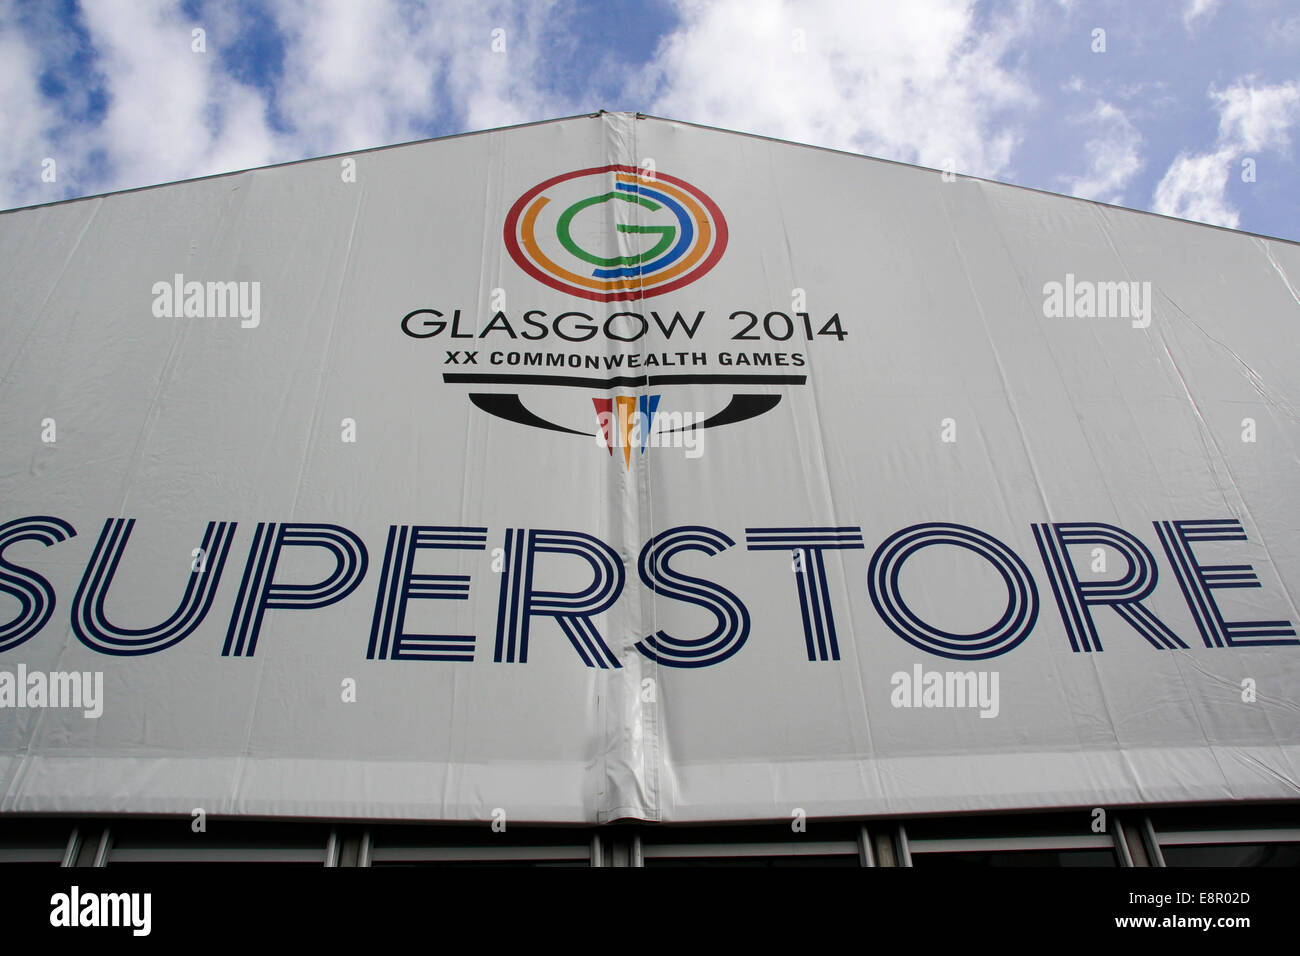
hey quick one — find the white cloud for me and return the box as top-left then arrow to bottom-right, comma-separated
0,4 -> 70,209
1212,79 -> 1300,153
268,0 -> 575,158
0,0 -> 578,209
1271,15 -> 1300,47
0,0 -> 1039,209
75,1 -> 281,193
1183,0 -> 1220,30
1153,78 -> 1300,228
1062,101 -> 1143,205
633,0 -> 1038,180
6,0 -> 1289,239
1153,150 -> 1238,228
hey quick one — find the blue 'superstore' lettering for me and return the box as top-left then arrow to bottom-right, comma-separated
0,515 -> 1293,665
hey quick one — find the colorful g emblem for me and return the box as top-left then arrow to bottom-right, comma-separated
504,165 -> 728,302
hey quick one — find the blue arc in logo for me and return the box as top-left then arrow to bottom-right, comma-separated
590,181 -> 695,280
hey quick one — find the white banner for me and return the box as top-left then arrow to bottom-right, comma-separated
1,112 -> 1297,822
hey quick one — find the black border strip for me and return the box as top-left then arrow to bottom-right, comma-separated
443,372 -> 807,388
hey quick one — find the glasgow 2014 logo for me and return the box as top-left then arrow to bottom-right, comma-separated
403,165 -> 840,466
503,164 -> 728,301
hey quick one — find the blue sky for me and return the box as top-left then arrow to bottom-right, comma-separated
2,0 -> 1298,240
